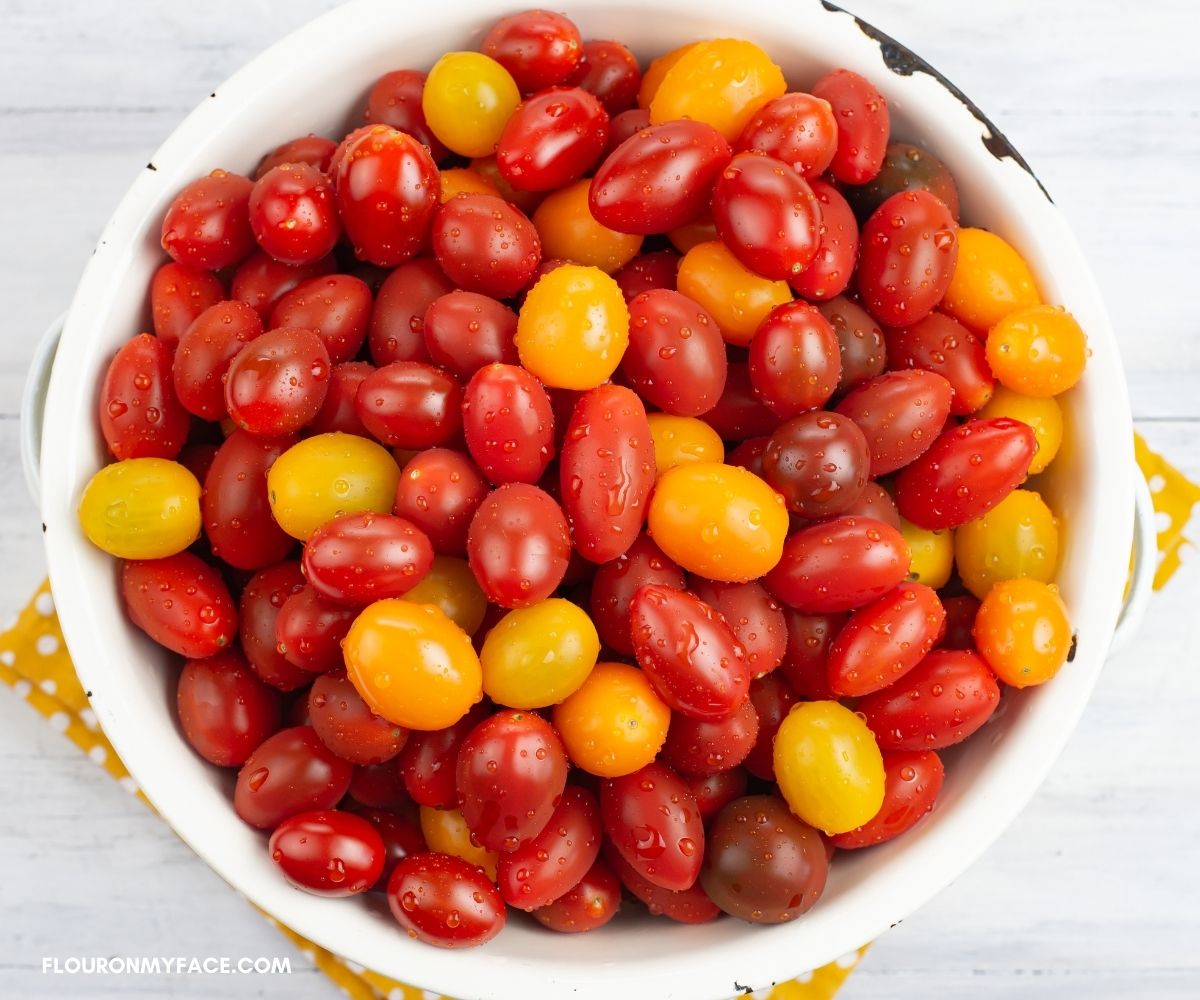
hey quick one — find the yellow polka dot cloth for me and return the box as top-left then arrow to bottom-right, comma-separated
1,433 -> 1195,1000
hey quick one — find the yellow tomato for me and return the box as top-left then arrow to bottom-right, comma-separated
638,42 -> 697,108
649,39 -> 786,141
955,489 -> 1060,600
648,462 -> 788,582
401,556 -> 487,635
481,599 -> 600,709
943,228 -> 1041,332
343,599 -> 482,731
438,167 -> 500,203
977,386 -> 1064,474
677,241 -> 791,346
647,414 -> 725,475
422,52 -> 520,158
419,806 -> 498,881
516,264 -> 630,389
986,305 -> 1088,398
267,433 -> 400,541
899,518 -> 954,589
773,700 -> 886,835
552,662 -> 670,777
533,180 -> 643,274
78,458 -> 201,559
974,578 -> 1072,688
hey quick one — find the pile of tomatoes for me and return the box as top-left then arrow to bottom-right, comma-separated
78,9 -> 1088,949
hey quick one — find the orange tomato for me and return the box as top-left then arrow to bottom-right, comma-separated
676,241 -> 791,346
533,179 -> 643,273
986,305 -> 1088,398
974,578 -> 1072,688
943,228 -> 1040,331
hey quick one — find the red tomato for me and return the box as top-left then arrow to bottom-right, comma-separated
235,725 -> 353,829
334,126 -> 439,266
269,274 -> 372,365
660,698 -> 759,776
224,327 -> 330,437
463,364 -> 556,484
606,108 -> 651,155
231,249 -> 336,317
839,480 -> 902,530
456,709 -> 569,852
614,249 -> 679,301
302,512 -> 433,606
762,411 -> 871,519
482,9 -> 584,92
765,516 -> 911,613
532,857 -> 621,933
621,290 -> 727,417
269,809 -> 385,895
172,300 -> 263,420
368,258 -> 452,365
690,578 -> 787,676
742,671 -> 798,780
356,361 -> 463,449
497,786 -> 602,909
177,650 -> 282,767
311,361 -> 375,436
726,436 -> 770,477
568,40 -> 642,114
606,847 -> 720,923
100,333 -> 190,461
392,448 -> 489,556
885,310 -> 995,415
466,484 -> 571,608
683,768 -> 749,825
736,92 -> 837,179
122,553 -> 237,658
347,762 -> 409,811
150,262 -> 224,348
810,69 -> 889,184
363,69 -> 448,162
589,121 -> 731,235
830,749 -> 945,849
160,170 -> 255,270
827,583 -> 945,697
589,533 -> 686,655
858,649 -> 1001,750
423,291 -> 519,380
778,609 -> 845,700
275,585 -> 357,673
255,134 -> 337,178
354,806 -> 426,888
497,87 -> 609,192
248,163 -> 341,265
397,703 -> 490,808
834,370 -> 954,477
858,190 -> 959,328
601,761 -> 704,891
387,853 -> 506,948
789,178 -> 858,301
560,385 -> 656,563
202,430 -> 296,570
894,418 -> 1036,530
711,152 -> 821,281
630,585 -> 749,720
817,296 -> 887,392
309,670 -> 409,765
239,562 -> 312,691
939,594 -> 981,650
432,194 -> 542,299
748,301 -> 841,418
700,362 -> 780,441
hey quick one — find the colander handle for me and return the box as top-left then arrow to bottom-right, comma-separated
1109,466 -> 1157,656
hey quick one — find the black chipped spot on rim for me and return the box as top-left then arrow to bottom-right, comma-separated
820,1 -> 1052,202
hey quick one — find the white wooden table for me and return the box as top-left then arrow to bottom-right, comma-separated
1,1 -> 1197,997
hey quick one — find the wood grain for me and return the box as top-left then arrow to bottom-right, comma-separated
1,1 -> 1197,998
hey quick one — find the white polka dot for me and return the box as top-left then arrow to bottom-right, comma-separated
793,969 -> 814,983
387,990 -> 406,1000
49,711 -> 70,732
13,679 -> 31,698
835,950 -> 861,969
1148,474 -> 1166,494
40,678 -> 56,695
1,614 -> 18,632
0,650 -> 14,666
1155,510 -> 1173,534
89,745 -> 107,764
1178,543 -> 1194,563
80,708 -> 98,730
36,634 -> 59,656
35,593 -> 55,616
343,960 -> 365,975
119,776 -> 139,794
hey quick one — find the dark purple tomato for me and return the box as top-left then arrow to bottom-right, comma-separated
589,533 -> 686,655
238,561 -> 311,691
614,249 -> 679,302
334,126 -> 439,267
816,295 -> 887,393
748,301 -> 841,418
249,163 -> 341,266
605,108 -> 651,155
269,274 -> 372,365
177,649 -> 282,767
742,672 -> 798,780
203,430 -> 296,570
894,418 -> 1035,529
482,9 -> 584,93
834,369 -> 954,476
621,290 -> 727,417
224,327 -> 330,437
308,670 -> 409,765
100,333 -> 190,461
846,142 -> 961,223
311,361 -> 374,436
347,761 -> 409,811
463,363 -> 556,485
387,852 -> 506,948
789,178 -> 859,301
605,847 -> 720,923
122,553 -> 237,659
355,361 -> 463,449
172,300 -> 263,420
660,698 -> 759,777
837,480 -> 902,530
354,806 -> 426,889
391,448 -> 490,557
497,785 -> 602,910
497,87 -> 609,192
466,483 -> 571,607
568,40 -> 642,114
885,310 -> 995,415
275,585 -> 358,674
161,170 -> 256,271
858,190 -> 959,328
735,92 -> 837,179
589,121 -> 732,235
532,857 -> 621,932
432,194 -> 542,299
150,261 -> 225,348
700,363 -> 781,441
690,578 -> 787,676
761,411 -> 871,519
683,768 -> 749,825
234,725 -> 353,829
830,749 -> 945,849
700,794 -> 828,923
397,703 -> 490,808
423,291 -> 519,380
810,69 -> 889,185
255,134 -> 337,179
363,69 -> 448,162
231,249 -> 336,318
302,512 -> 433,606
269,809 -> 385,895
630,585 -> 749,720
939,594 -> 981,650
601,761 -> 704,891
368,258 -> 453,365
778,609 -> 845,701
711,152 -> 821,281
726,436 -> 770,478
